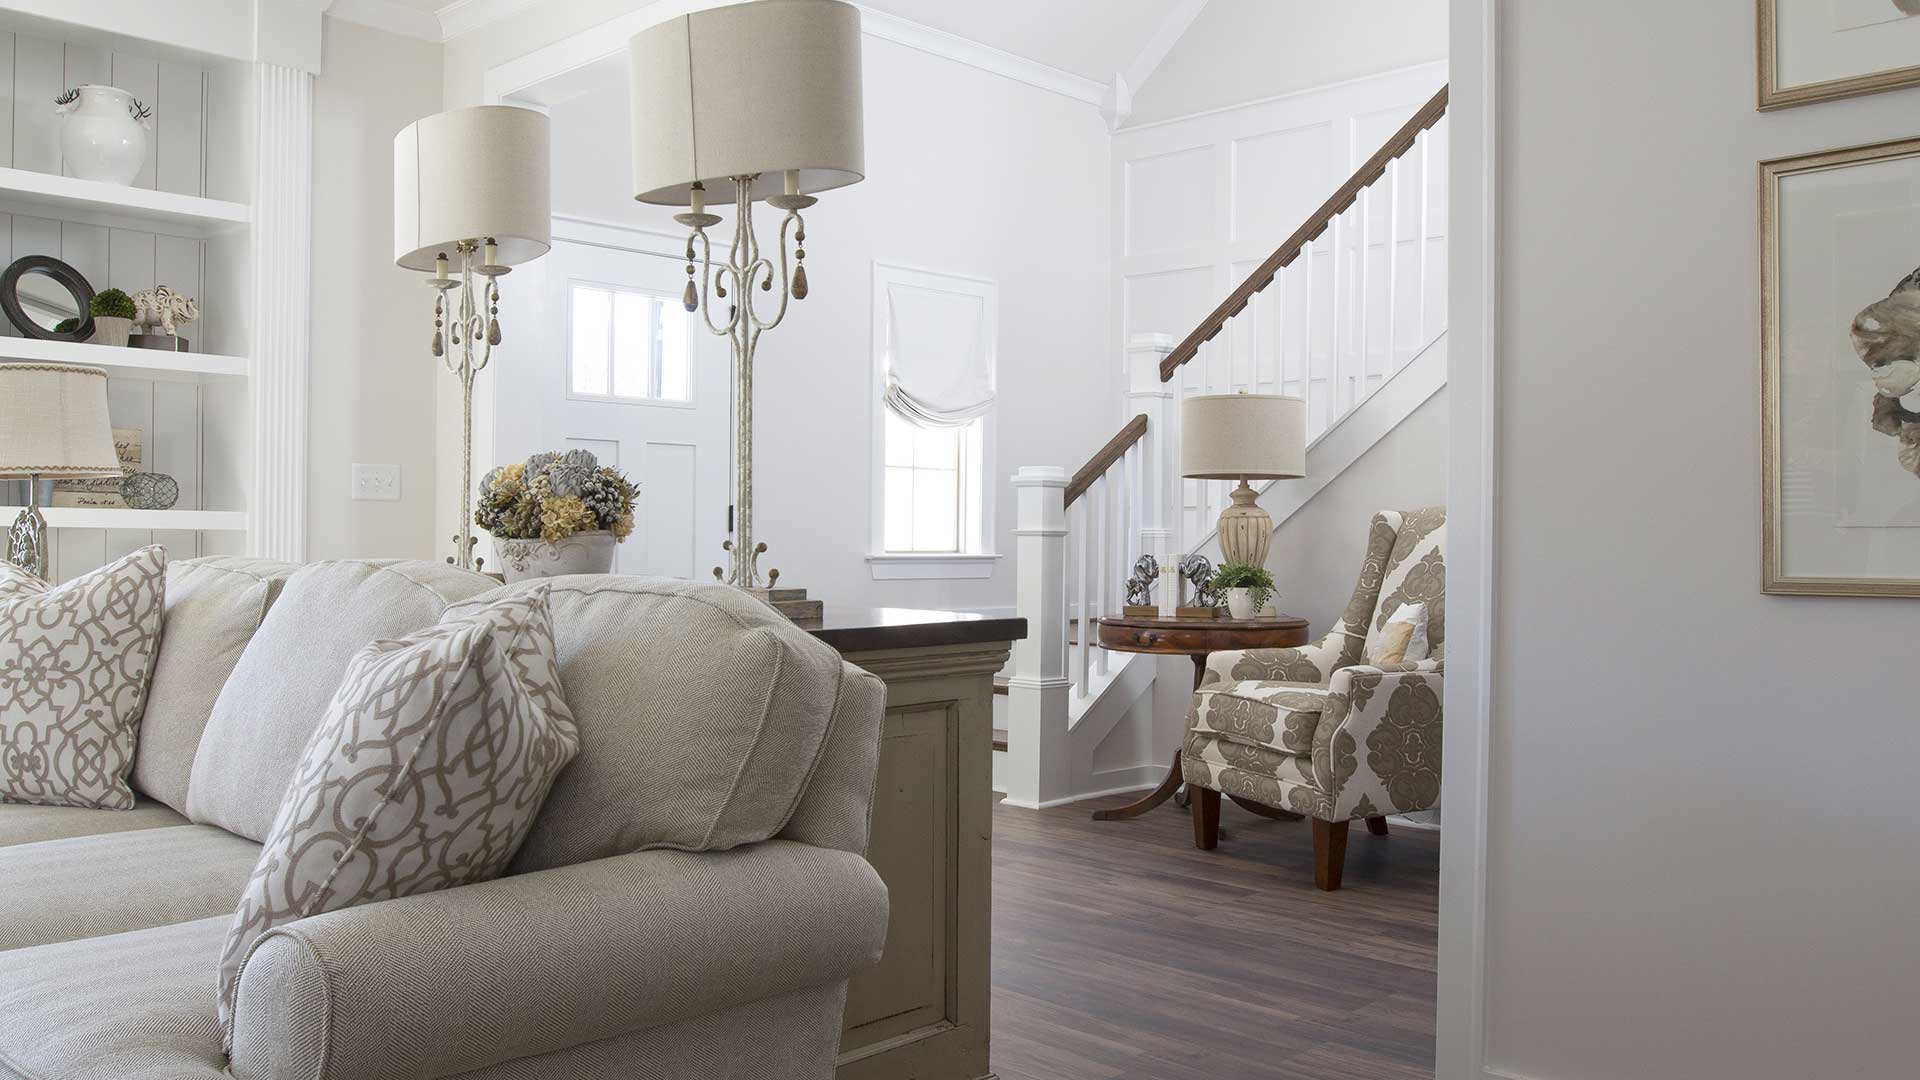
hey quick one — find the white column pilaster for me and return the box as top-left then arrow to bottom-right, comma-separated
1004,466 -> 1071,809
249,61 -> 313,562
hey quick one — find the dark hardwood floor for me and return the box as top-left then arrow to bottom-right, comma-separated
992,795 -> 1439,1080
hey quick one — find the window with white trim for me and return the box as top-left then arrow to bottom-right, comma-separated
870,263 -> 998,576
568,284 -> 691,403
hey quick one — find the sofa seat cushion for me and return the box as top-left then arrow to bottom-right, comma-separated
0,916 -> 229,1080
185,559 -> 497,842
444,577 -> 850,872
0,797 -> 186,849
1187,680 -> 1328,756
0,825 -> 259,953
135,556 -> 297,814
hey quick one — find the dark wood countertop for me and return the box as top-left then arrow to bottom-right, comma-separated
803,607 -> 1027,653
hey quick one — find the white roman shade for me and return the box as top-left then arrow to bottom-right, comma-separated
0,363 -> 120,479
394,106 -> 552,271
879,271 -> 996,428
628,0 -> 865,205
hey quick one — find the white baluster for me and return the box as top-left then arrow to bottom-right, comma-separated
1418,129 -> 1431,345
1093,475 -> 1109,678
1075,495 -> 1090,699
1388,154 -> 1401,371
1359,184 -> 1372,400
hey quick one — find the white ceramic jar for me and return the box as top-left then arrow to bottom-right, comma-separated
56,86 -> 150,186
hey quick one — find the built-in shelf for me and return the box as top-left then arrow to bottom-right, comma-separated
0,166 -> 248,234
0,507 -> 247,531
0,336 -> 245,381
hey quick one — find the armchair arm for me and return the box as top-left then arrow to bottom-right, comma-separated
1313,662 -> 1443,819
1200,627 -> 1362,688
228,840 -> 888,1080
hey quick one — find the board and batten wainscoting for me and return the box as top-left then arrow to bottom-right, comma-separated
809,608 -> 1025,1080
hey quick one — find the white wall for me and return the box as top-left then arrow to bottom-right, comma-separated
484,32 -> 1114,610
1486,4 -> 1920,1078
306,16 -> 443,560
1271,387 -> 1446,633
1126,0 -> 1446,128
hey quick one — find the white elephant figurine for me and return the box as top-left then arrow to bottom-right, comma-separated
131,285 -> 199,338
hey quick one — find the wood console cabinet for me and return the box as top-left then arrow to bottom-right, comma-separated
807,609 -> 1024,1080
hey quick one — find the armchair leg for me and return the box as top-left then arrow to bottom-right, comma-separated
1192,787 -> 1221,850
1311,818 -> 1349,891
1366,816 -> 1389,836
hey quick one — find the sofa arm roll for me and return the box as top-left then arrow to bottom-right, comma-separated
228,840 -> 889,1080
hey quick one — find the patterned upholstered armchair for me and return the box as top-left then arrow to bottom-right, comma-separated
1183,508 -> 1445,890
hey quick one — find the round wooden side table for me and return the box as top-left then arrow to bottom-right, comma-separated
1092,613 -> 1309,823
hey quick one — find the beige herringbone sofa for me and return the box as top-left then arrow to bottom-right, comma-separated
0,558 -> 889,1080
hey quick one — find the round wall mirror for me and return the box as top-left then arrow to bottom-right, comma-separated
0,256 -> 95,341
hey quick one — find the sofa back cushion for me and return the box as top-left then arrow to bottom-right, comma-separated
441,576 -> 850,873
184,560 -> 495,841
134,556 -> 296,813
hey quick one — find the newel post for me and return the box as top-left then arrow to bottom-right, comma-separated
1004,466 -> 1071,808
1128,332 -> 1177,558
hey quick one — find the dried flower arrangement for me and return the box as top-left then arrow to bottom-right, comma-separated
476,449 -> 638,543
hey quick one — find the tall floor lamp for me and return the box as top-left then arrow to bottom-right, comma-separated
629,0 -> 865,593
395,105 -> 552,570
0,363 -> 121,580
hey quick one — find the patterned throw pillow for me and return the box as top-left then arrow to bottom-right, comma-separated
216,586 -> 579,1044
1,547 -> 167,810
1367,602 -> 1430,666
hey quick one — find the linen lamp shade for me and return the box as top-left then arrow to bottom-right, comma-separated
1181,392 -> 1307,570
393,106 -> 552,271
628,0 -> 865,205
0,363 -> 119,479
1180,393 -> 1307,480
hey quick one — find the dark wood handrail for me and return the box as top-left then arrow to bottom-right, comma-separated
1064,414 -> 1148,508
1158,85 -> 1449,381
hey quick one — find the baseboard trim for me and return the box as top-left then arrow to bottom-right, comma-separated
999,779 -> 1156,811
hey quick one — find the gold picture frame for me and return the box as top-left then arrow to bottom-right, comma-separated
1758,0 -> 1920,110
1761,136 -> 1920,596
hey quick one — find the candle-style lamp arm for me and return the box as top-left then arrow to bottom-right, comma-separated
429,237 -> 509,571
676,174 -> 814,591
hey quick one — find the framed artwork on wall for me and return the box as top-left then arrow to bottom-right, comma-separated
1759,0 -> 1920,109
1762,137 -> 1920,596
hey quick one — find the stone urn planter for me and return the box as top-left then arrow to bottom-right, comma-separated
55,86 -> 150,186
89,316 -> 132,347
494,531 -> 617,583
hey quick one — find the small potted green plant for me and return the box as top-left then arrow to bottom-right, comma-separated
88,288 -> 135,347
1210,562 -> 1275,620
476,449 -> 638,582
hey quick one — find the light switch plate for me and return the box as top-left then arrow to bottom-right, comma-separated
352,463 -> 401,502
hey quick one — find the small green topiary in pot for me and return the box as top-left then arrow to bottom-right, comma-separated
89,288 -> 136,320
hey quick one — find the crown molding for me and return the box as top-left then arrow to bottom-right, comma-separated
436,0 -> 540,39
851,5 -> 1105,107
1121,0 -> 1209,91
325,0 -> 443,41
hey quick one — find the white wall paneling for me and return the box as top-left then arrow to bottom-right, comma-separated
1112,60 -> 1449,549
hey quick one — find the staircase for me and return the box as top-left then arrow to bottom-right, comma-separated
1001,86 -> 1450,809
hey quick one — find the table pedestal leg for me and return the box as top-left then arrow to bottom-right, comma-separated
1091,654 -> 1208,822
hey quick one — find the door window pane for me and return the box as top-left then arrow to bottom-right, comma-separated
570,286 -> 611,396
659,302 -> 691,402
611,291 -> 652,399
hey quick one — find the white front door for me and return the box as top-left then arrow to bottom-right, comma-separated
494,226 -> 730,578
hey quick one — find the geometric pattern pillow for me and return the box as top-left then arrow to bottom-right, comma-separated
215,585 -> 579,1044
0,546 -> 167,810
